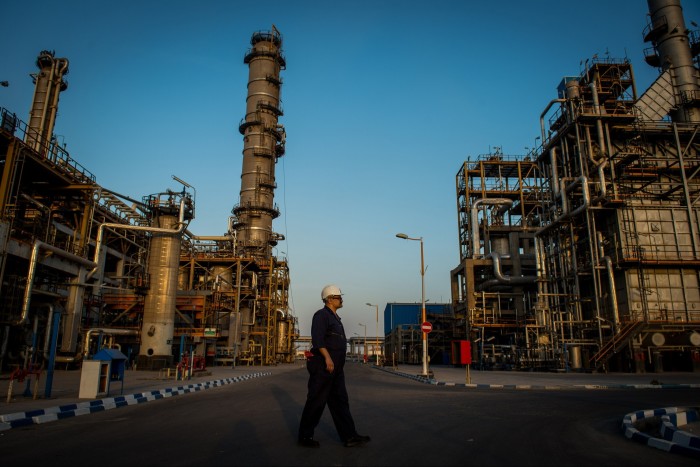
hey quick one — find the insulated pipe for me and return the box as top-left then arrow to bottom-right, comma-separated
478,252 -> 537,290
564,176 -> 590,217
588,79 -> 609,203
601,257 -> 621,333
594,230 -> 621,334
184,229 -> 235,242
471,198 -> 513,257
535,176 -> 590,236
549,147 -> 569,214
589,79 -> 607,159
87,198 -> 187,281
549,147 -> 561,199
82,328 -> 139,359
14,241 -> 97,326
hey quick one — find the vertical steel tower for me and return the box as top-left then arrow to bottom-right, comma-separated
644,0 -> 700,122
234,27 -> 286,259
26,50 -> 69,154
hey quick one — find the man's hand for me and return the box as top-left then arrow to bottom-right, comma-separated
325,356 -> 335,373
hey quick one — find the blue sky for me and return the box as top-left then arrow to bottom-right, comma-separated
2,0 -> 699,340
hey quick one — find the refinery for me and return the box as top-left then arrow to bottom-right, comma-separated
0,27 -> 296,374
1,0 -> 700,384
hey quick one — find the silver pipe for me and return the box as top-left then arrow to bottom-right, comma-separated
549,147 -> 560,198
588,79 -> 609,203
82,327 -> 139,359
589,80 -> 607,158
489,252 -> 537,285
602,256 -> 620,333
565,176 -> 590,217
184,228 -> 235,242
471,198 -> 513,257
55,353 -> 82,363
15,241 -> 97,326
87,199 -> 188,281
536,176 -> 590,237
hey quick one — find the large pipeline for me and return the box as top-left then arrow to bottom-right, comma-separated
471,198 -> 513,258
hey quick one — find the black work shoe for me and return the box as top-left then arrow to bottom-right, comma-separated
344,434 -> 371,447
298,438 -> 320,448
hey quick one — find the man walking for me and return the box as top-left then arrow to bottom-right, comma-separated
298,284 -> 371,448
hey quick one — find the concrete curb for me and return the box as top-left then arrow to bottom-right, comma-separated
0,371 -> 270,431
622,407 -> 700,459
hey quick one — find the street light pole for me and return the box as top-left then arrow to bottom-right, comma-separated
358,323 -> 367,363
366,302 -> 380,365
396,233 -> 429,377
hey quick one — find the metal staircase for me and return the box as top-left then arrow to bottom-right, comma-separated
589,321 -> 645,371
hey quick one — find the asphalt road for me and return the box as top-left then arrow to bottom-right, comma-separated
0,364 -> 697,466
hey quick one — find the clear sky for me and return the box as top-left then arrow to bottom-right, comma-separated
2,0 -> 699,341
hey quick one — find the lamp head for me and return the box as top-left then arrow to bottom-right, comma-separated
396,233 -> 408,239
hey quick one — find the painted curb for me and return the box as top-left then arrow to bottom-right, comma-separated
622,407 -> 700,459
0,371 -> 270,431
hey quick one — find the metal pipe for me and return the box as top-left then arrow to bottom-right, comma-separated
489,252 -> 537,285
672,122 -> 699,256
540,99 -> 566,142
41,303 -> 55,361
589,79 -> 607,158
82,327 -> 139,359
549,147 -> 560,198
471,198 -> 513,257
535,176 -> 590,236
87,198 -> 188,281
601,256 -> 621,333
588,79 -> 609,203
184,228 -> 235,242
14,241 -> 97,326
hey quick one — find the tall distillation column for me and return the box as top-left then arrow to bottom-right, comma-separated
137,191 -> 193,370
26,50 -> 69,154
231,27 -> 287,363
234,27 -> 286,258
645,0 -> 700,122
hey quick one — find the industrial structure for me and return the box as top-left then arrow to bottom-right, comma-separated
2,0 -> 699,380
0,27 -> 297,377
451,0 -> 700,372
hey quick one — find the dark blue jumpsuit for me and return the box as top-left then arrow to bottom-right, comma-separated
298,306 -> 358,442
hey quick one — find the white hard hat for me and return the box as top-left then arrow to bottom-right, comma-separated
321,284 -> 343,301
